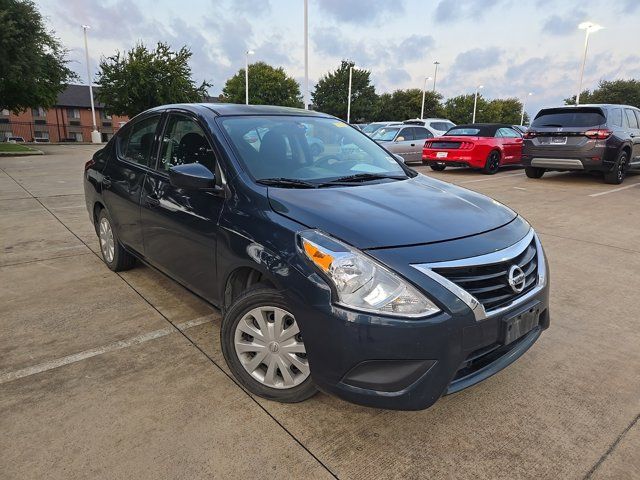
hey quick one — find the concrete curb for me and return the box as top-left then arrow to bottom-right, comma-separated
0,149 -> 44,156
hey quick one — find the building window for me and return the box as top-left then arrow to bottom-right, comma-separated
100,110 -> 112,120
67,108 -> 80,119
34,131 -> 50,141
73,132 -> 83,142
32,107 -> 46,117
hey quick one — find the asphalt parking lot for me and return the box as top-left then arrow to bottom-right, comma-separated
1,144 -> 639,479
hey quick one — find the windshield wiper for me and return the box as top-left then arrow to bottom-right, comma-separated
256,178 -> 319,189
326,172 -> 407,184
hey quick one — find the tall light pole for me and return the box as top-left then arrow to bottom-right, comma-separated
82,25 -> 100,144
520,92 -> 533,125
576,22 -> 603,105
420,76 -> 433,119
303,0 -> 309,109
347,65 -> 355,123
472,85 -> 484,123
432,61 -> 440,92
245,50 -> 254,105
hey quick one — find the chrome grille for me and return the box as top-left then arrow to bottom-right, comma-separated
432,239 -> 538,311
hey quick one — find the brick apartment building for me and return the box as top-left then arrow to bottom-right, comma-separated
0,84 -> 129,143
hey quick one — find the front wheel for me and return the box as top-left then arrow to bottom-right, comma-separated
603,151 -> 628,185
525,166 -> 546,179
430,164 -> 446,171
221,286 -> 317,403
482,151 -> 501,174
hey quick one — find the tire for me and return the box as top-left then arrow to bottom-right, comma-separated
525,166 -> 545,179
603,151 -> 628,185
221,285 -> 317,403
482,150 -> 501,175
96,209 -> 136,272
430,164 -> 446,171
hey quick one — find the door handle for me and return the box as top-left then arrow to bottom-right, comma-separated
144,194 -> 160,207
410,143 -> 416,147
102,177 -> 112,189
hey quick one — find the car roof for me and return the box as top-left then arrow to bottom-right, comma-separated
541,104 -> 639,111
146,103 -> 335,118
447,123 -> 515,136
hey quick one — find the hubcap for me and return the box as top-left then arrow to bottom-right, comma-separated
618,158 -> 626,181
234,306 -> 309,389
99,217 -> 115,263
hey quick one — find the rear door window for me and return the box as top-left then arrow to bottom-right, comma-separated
625,109 -> 639,129
531,108 -> 606,128
122,115 -> 161,166
609,108 -> 623,127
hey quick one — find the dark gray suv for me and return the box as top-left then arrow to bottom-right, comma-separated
522,104 -> 640,184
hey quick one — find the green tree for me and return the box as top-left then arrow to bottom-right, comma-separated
96,42 -> 211,117
443,94 -> 488,124
374,89 -> 443,121
0,0 -> 77,113
483,98 -> 525,124
312,60 -> 377,122
565,79 -> 640,108
222,61 -> 302,107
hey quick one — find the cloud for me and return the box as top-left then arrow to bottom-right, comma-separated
452,47 -> 503,73
541,13 -> 585,36
382,68 -> 411,85
434,0 -> 503,23
316,0 -> 405,24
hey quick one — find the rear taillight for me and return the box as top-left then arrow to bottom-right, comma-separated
523,131 -> 537,139
424,141 -> 432,148
460,141 -> 474,150
84,158 -> 95,171
585,129 -> 612,140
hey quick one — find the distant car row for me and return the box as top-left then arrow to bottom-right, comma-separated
356,104 -> 640,184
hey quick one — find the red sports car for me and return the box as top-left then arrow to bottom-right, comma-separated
422,123 -> 523,174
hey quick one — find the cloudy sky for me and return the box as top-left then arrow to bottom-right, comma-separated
38,0 -> 640,117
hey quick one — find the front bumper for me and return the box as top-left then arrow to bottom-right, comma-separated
290,229 -> 550,410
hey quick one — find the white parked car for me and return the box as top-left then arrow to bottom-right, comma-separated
403,118 -> 456,137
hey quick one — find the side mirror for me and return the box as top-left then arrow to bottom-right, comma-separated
169,163 -> 216,190
395,136 -> 405,142
394,154 -> 406,164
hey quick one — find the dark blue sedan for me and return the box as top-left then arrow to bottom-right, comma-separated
84,103 -> 550,410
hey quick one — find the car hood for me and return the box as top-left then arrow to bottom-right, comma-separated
267,175 -> 517,249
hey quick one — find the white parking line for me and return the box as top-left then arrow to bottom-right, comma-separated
589,182 -> 640,197
0,314 -> 215,385
460,172 -> 525,184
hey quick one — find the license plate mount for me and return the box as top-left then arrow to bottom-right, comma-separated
501,304 -> 541,345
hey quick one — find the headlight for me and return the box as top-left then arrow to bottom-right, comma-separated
299,230 -> 440,318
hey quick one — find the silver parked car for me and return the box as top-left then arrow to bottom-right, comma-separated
361,121 -> 403,136
371,125 -> 433,164
404,118 -> 456,137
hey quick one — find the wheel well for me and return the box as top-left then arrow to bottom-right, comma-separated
93,202 -> 105,233
223,267 -> 275,311
622,145 -> 631,157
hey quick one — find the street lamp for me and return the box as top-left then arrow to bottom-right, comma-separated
576,21 -> 603,105
347,65 -> 355,123
432,61 -> 440,92
520,92 -> 533,126
472,85 -> 484,123
303,0 -> 309,109
245,50 -> 255,105
420,76 -> 433,119
82,25 -> 100,144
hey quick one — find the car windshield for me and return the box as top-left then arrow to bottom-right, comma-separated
361,123 -> 383,134
430,122 -> 455,131
371,127 -> 400,141
218,116 -> 407,183
531,108 -> 606,128
445,128 -> 481,136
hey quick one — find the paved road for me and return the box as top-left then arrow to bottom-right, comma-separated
1,145 -> 638,479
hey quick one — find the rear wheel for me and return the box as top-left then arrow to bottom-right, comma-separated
97,209 -> 136,271
221,286 -> 317,403
525,166 -> 546,179
482,151 -> 501,174
603,151 -> 628,185
430,164 -> 446,171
